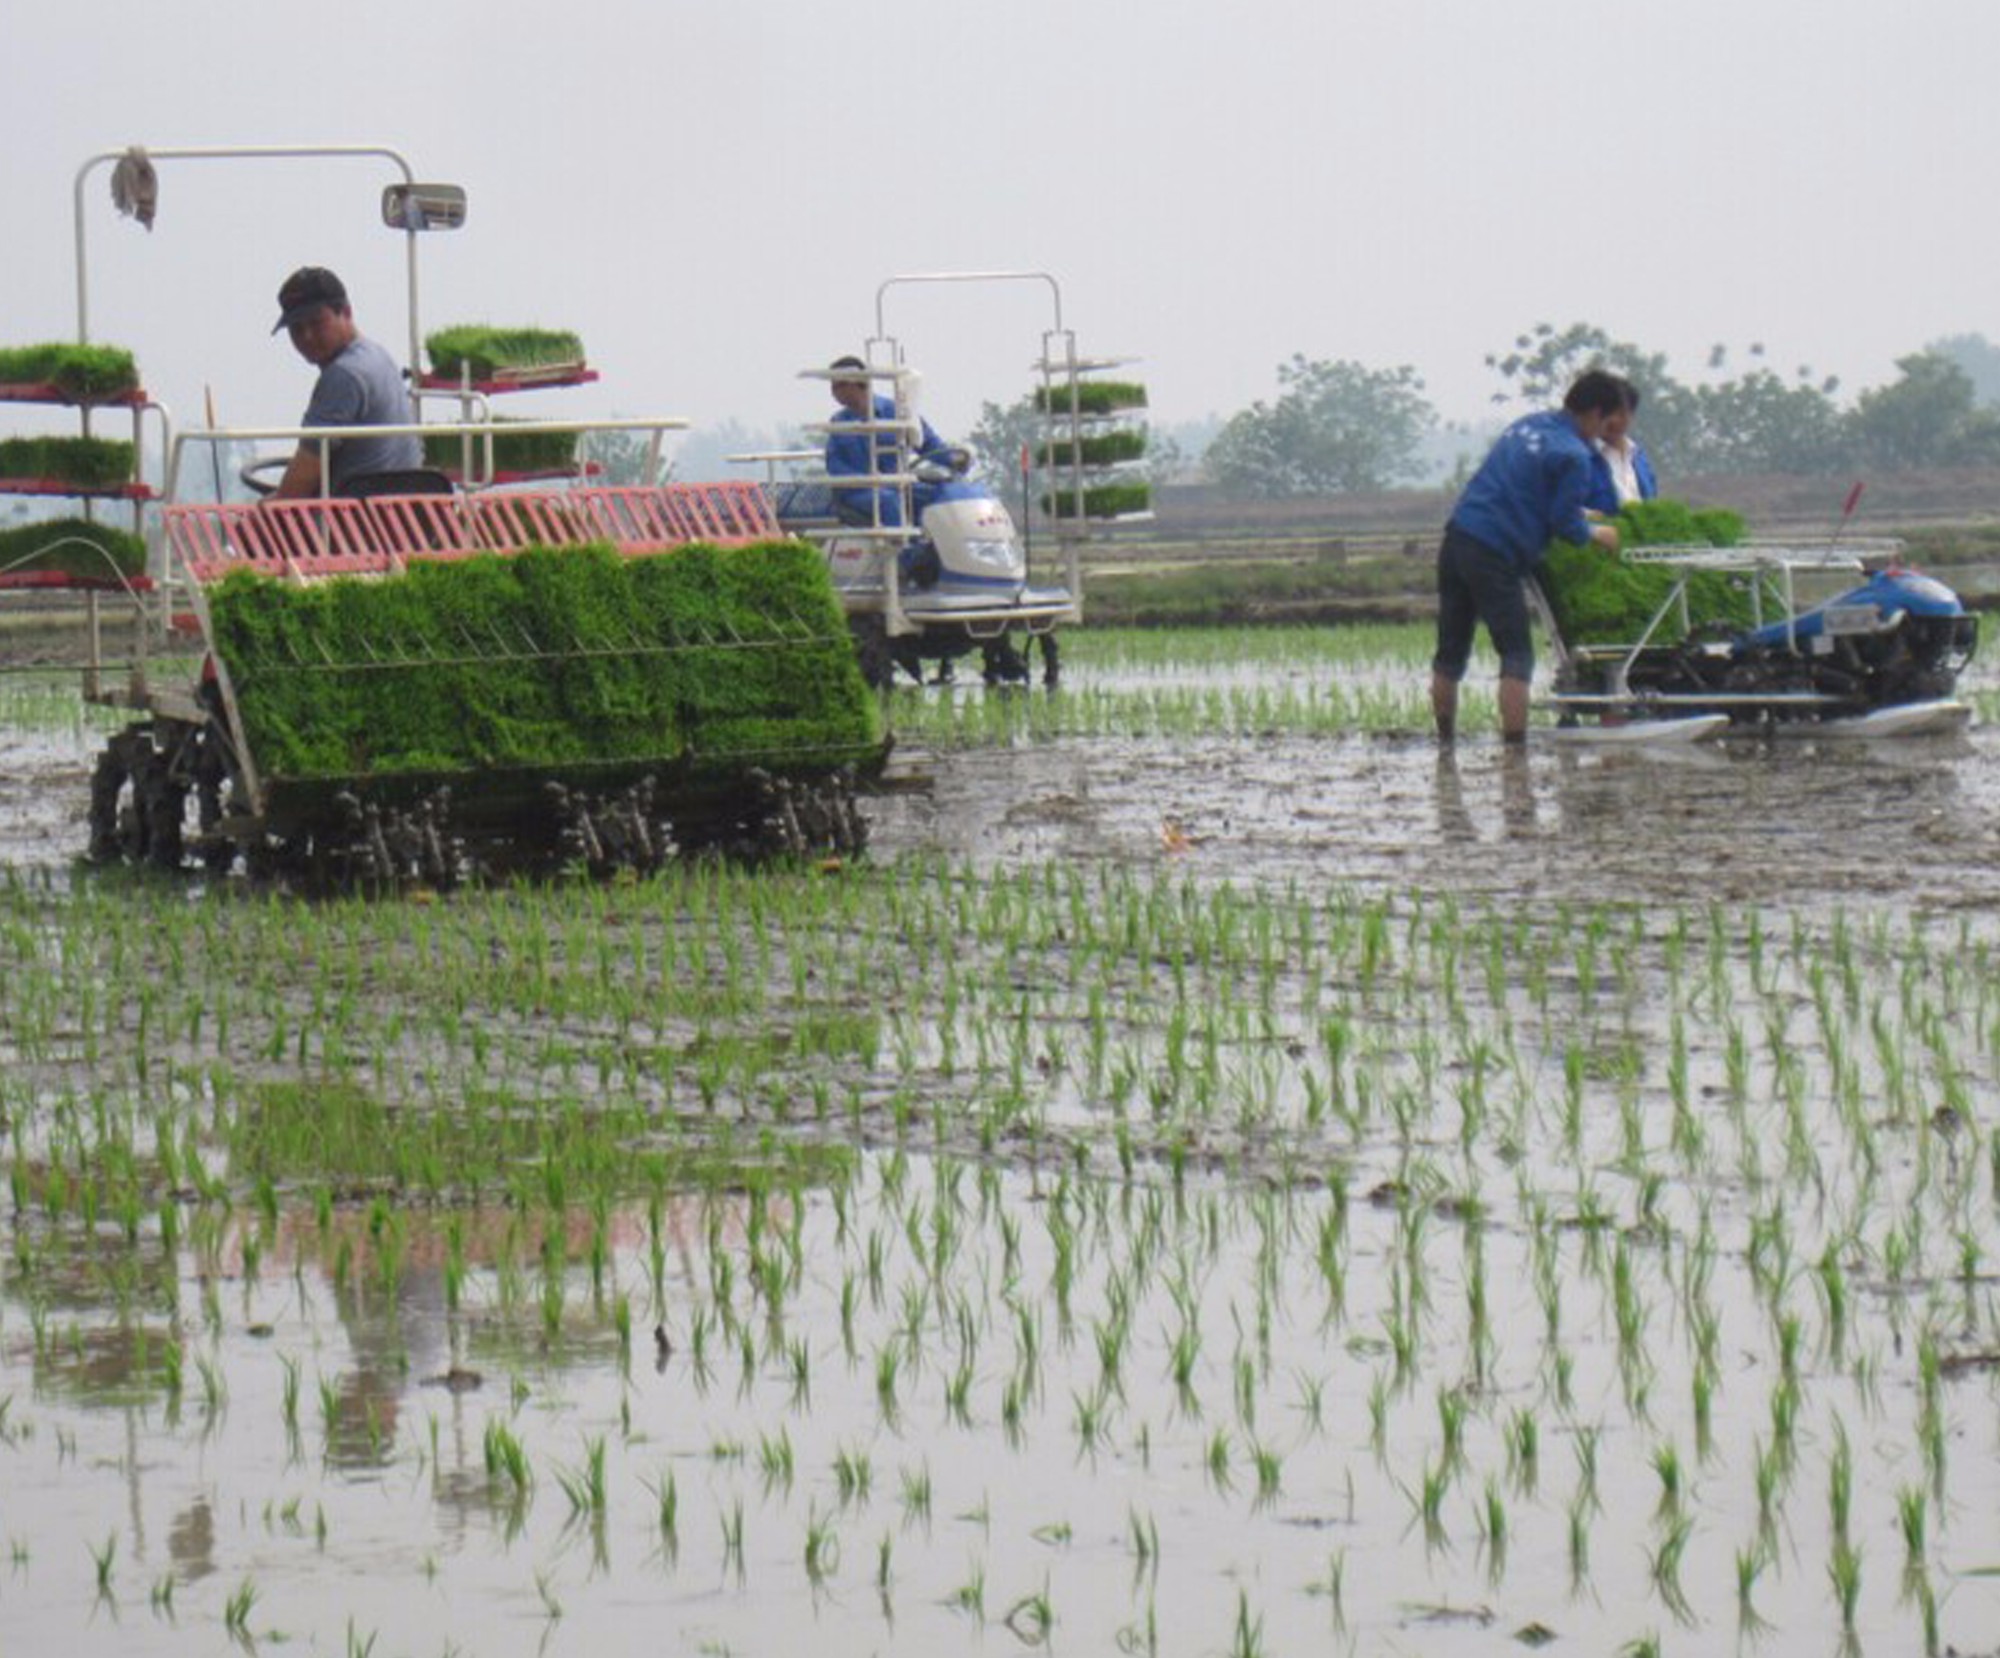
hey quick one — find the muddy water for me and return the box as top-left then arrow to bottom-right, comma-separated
3,662 -> 2000,1657
872,726 -> 2000,912
12,704 -> 2000,913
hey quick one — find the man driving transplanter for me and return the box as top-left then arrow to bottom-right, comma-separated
823,354 -> 957,528
267,266 -> 421,499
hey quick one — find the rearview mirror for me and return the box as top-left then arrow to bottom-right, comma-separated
382,183 -> 468,232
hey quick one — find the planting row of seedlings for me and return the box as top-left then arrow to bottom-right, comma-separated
1,846 -> 1997,1651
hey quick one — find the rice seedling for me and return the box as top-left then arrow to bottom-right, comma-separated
1649,1513 -> 1695,1624
551,1434 -> 608,1520
1572,1426 -> 1602,1513
720,1499 -> 746,1580
1735,1544 -> 1772,1637
803,1505 -> 840,1586
1898,1483 -> 1927,1576
949,1560 -> 986,1624
1409,1457 -> 1451,1551
646,1468 -> 679,1557
482,1419 -> 531,1501
875,1341 -> 902,1421
1477,1477 -> 1508,1578
1228,1589 -> 1265,1658
899,1462 -> 932,1528
1828,1417 -> 1853,1542
224,1578 -> 259,1639
1504,1407 -> 1539,1496
757,1427 -> 795,1493
1828,1536 -> 1863,1635
1003,1581 -> 1054,1645
88,1530 -> 115,1597
1251,1441 -> 1282,1504
1651,1440 -> 1684,1522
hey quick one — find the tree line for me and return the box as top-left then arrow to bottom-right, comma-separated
978,322 -> 2000,499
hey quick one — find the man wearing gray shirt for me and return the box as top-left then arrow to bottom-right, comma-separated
267,266 -> 422,498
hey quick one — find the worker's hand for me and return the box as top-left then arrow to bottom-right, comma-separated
1591,522 -> 1620,553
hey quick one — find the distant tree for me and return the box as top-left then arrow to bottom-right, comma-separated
966,396 -> 1043,496
1925,333 -> 2000,407
1204,356 -> 1436,496
1485,322 -> 1699,467
1679,370 -> 1848,475
1142,426 -> 1188,485
658,418 -> 798,484
586,427 -> 673,486
1848,352 -> 2000,469
1156,414 -> 1222,476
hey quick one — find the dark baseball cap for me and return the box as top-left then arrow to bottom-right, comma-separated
273,266 -> 348,333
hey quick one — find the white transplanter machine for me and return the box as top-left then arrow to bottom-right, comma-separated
741,270 -> 1149,689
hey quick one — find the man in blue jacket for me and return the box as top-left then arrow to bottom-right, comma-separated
824,355 -> 955,528
1432,370 -> 1625,743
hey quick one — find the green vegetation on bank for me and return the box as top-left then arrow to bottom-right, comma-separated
207,540 -> 880,780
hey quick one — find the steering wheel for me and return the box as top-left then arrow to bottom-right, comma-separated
238,454 -> 292,497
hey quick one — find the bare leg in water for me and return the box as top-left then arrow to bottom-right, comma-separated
1434,672 -> 1530,742
1431,671 -> 1458,743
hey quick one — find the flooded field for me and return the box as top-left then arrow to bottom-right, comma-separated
3,626 -> 2000,1656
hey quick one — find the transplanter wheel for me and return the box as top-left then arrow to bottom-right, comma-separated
1039,631 -> 1061,689
191,712 -> 240,877
87,723 -> 189,871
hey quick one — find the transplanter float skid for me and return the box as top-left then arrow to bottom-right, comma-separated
1541,540 -> 1978,741
745,271 -> 1149,688
11,142 -> 882,882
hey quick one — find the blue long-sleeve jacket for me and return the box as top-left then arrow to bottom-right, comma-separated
827,394 -> 950,528
1583,440 -> 1659,515
1448,410 -> 1597,572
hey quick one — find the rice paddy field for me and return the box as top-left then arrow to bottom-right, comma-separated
4,622 -> 2000,1657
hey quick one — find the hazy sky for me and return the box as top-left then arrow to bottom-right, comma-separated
5,1 -> 1997,465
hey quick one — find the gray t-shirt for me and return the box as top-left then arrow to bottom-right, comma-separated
303,335 -> 421,492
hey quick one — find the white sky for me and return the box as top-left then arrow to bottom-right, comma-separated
4,0 -> 1996,460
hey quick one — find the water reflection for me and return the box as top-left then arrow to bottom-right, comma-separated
166,1495 -> 216,1583
1429,746 -> 1541,843
1431,748 -> 1474,843
1500,746 -> 1538,838
1532,730 -> 1991,903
